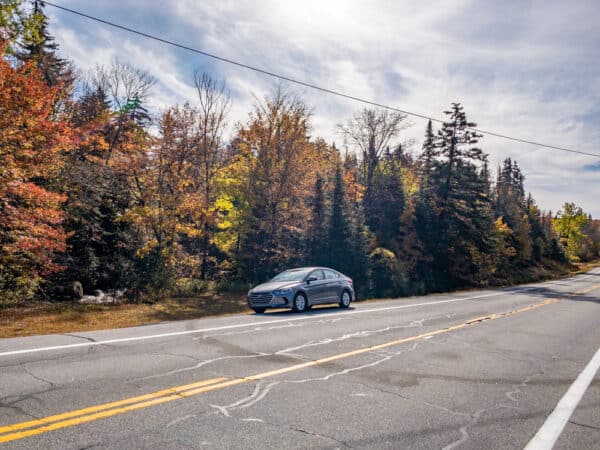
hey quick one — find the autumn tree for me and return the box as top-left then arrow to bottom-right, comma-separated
235,87 -> 326,281
1,1 -> 586,304
47,62 -> 155,295
87,61 -> 155,166
57,82 -> 142,292
580,218 -> 600,261
125,73 -> 232,288
553,202 -> 588,261
0,43 -> 73,303
128,105 -> 200,286
190,71 -> 231,279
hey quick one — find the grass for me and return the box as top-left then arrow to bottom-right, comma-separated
568,259 -> 600,276
1,260 -> 599,339
0,292 -> 249,339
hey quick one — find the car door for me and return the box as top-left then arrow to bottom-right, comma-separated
304,269 -> 326,304
322,269 -> 341,303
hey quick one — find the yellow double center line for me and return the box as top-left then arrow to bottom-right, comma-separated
1,285 -> 598,444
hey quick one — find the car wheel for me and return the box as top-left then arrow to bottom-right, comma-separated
339,290 -> 351,308
252,307 -> 266,314
292,292 -> 308,313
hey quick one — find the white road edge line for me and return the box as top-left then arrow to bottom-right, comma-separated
1,267 -> 597,358
0,291 -> 510,357
525,347 -> 600,450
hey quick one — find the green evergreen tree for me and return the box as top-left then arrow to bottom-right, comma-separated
0,0 -> 24,51
366,153 -> 405,250
418,119 -> 436,189
18,0 -> 73,87
414,120 -> 440,289
495,158 -> 532,265
424,103 -> 495,288
307,174 -> 328,265
350,204 -> 373,298
328,162 -> 353,273
525,194 -> 549,261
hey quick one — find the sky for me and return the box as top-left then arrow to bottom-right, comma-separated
44,0 -> 600,216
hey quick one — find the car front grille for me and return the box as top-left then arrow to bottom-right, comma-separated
249,292 -> 273,305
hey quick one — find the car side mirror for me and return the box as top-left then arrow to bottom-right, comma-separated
306,276 -> 318,284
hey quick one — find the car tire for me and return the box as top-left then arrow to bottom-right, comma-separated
252,307 -> 266,314
292,292 -> 308,313
339,290 -> 351,308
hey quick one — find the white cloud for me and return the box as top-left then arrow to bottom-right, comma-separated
48,0 -> 600,215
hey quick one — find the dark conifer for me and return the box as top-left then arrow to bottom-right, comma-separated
424,103 -> 494,288
418,119 -> 436,189
307,174 -> 328,265
495,157 -> 532,265
19,0 -> 73,87
366,155 -> 405,249
328,162 -> 353,273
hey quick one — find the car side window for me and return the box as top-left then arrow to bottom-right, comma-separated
310,270 -> 325,280
323,270 -> 336,280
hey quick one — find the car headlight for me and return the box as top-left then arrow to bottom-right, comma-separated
272,288 -> 292,296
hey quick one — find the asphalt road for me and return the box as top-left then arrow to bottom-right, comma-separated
1,269 -> 599,449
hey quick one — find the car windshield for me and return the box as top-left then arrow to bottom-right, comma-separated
270,269 -> 312,282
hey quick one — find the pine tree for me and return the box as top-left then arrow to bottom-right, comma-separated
427,103 -> 494,288
418,119 -> 436,189
19,0 -> 73,88
351,205 -> 373,298
73,86 -> 112,128
0,0 -> 24,51
307,174 -> 328,265
414,121 -> 441,289
328,162 -> 353,274
366,154 -> 405,250
525,194 -> 547,261
494,158 -> 532,265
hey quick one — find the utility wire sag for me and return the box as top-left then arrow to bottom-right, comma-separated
42,1 -> 600,158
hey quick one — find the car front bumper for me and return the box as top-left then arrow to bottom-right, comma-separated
247,293 -> 291,309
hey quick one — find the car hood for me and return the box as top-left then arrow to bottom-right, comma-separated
251,281 -> 300,293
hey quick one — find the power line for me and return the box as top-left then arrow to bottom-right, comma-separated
43,1 -> 600,159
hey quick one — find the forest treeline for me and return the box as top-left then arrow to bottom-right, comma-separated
1,1 -> 599,305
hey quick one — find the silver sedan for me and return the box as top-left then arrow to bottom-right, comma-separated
247,267 -> 355,313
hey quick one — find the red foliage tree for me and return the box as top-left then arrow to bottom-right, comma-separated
0,42 -> 73,300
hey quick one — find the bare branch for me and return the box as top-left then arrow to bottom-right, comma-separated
337,108 -> 410,188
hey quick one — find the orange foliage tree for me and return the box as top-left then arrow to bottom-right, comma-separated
234,88 -> 336,280
0,43 -> 73,302
127,98 -> 232,284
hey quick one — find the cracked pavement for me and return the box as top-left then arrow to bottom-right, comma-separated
1,269 -> 599,449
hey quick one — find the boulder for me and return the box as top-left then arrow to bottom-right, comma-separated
52,281 -> 84,300
79,289 -> 127,305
